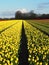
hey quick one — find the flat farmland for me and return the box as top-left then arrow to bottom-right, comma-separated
0,20 -> 49,65
27,20 -> 49,36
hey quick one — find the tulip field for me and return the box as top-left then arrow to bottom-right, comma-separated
0,20 -> 22,65
0,20 -> 49,65
24,21 -> 49,65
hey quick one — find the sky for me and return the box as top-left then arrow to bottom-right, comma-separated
0,0 -> 49,18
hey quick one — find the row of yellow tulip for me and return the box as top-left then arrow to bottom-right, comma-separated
0,20 -> 19,32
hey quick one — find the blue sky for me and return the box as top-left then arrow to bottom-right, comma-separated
0,0 -> 49,18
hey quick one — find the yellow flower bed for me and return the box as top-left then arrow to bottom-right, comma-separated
0,20 -> 22,65
24,21 -> 49,65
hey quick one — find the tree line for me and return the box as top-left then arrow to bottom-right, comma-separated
15,10 -> 49,19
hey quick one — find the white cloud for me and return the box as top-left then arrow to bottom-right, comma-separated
20,9 -> 28,13
17,8 -> 28,13
0,11 -> 15,18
